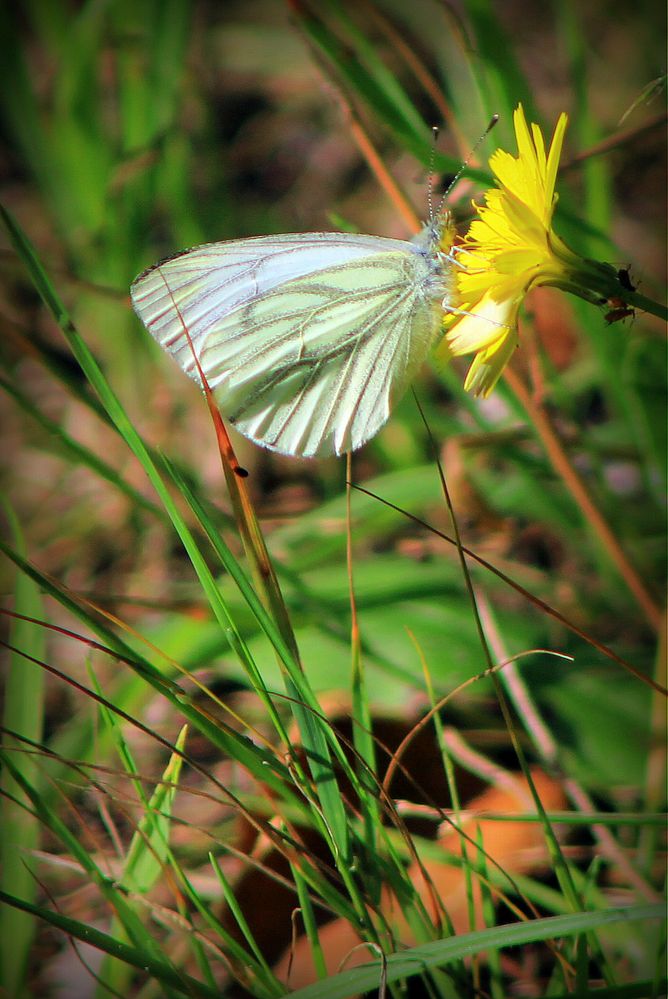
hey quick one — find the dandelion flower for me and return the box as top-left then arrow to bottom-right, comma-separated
444,104 -> 637,396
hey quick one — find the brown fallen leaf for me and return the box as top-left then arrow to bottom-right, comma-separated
274,768 -> 566,990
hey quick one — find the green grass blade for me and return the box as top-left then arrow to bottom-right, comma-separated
122,725 -> 186,895
0,539 -> 293,793
112,0 -> 192,153
0,375 -> 162,517
158,463 -> 356,866
0,752 -> 173,966
329,2 -> 430,138
161,457 -> 301,683
463,0 -> 536,132
290,861 -> 328,982
0,508 -> 46,999
294,2 -> 434,166
209,854 -> 284,995
96,724 -> 188,997
0,888 -> 221,999
288,905 -> 665,999
1,203 -> 294,736
555,1 -> 611,251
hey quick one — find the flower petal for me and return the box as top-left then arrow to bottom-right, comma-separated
545,113 -> 568,208
463,325 -> 519,397
446,293 -> 519,355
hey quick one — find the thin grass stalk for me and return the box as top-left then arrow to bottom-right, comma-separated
504,366 -> 662,631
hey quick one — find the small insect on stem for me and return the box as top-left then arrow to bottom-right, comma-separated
605,303 -> 635,324
617,266 -> 636,292
605,266 -> 637,323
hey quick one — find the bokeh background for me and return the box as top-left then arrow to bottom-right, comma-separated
1,1 -> 666,994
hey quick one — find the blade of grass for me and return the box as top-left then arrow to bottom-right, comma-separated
0,506 -> 46,999
0,375 -> 162,518
0,753 -> 174,967
5,200 -> 358,870
0,559 -> 293,793
503,366 -> 662,632
162,455 -> 358,868
346,454 -> 381,870
120,726 -> 187,896
95,723 -> 188,998
209,854 -> 284,996
161,865 -> 285,998
290,861 -> 328,982
1,204 -> 308,743
462,0 -> 536,132
287,905 -> 665,999
158,257 -> 356,868
329,1 -> 430,139
112,0 -> 192,153
0,887 -> 222,999
556,1 -> 611,251
291,0 -> 436,166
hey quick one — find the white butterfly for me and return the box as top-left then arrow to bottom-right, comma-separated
130,218 -> 455,458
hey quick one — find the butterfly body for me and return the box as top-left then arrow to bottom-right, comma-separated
131,217 -> 455,457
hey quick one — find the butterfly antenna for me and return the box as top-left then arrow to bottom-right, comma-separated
434,113 -> 499,218
427,125 -> 439,222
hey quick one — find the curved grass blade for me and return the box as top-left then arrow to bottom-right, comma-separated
288,905 -> 665,999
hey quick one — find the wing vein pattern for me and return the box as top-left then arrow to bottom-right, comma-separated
131,231 -> 448,456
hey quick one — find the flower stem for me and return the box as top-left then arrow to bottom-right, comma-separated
623,290 -> 668,322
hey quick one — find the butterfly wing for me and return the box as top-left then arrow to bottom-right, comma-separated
131,233 -> 446,457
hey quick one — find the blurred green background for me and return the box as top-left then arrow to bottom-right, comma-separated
1,1 -> 666,994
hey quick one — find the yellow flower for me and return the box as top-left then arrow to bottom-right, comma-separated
444,104 -> 581,397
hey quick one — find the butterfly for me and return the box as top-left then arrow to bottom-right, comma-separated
130,215 -> 456,458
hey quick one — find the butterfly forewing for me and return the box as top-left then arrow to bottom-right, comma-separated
131,231 -> 448,457
131,233 -> 413,372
